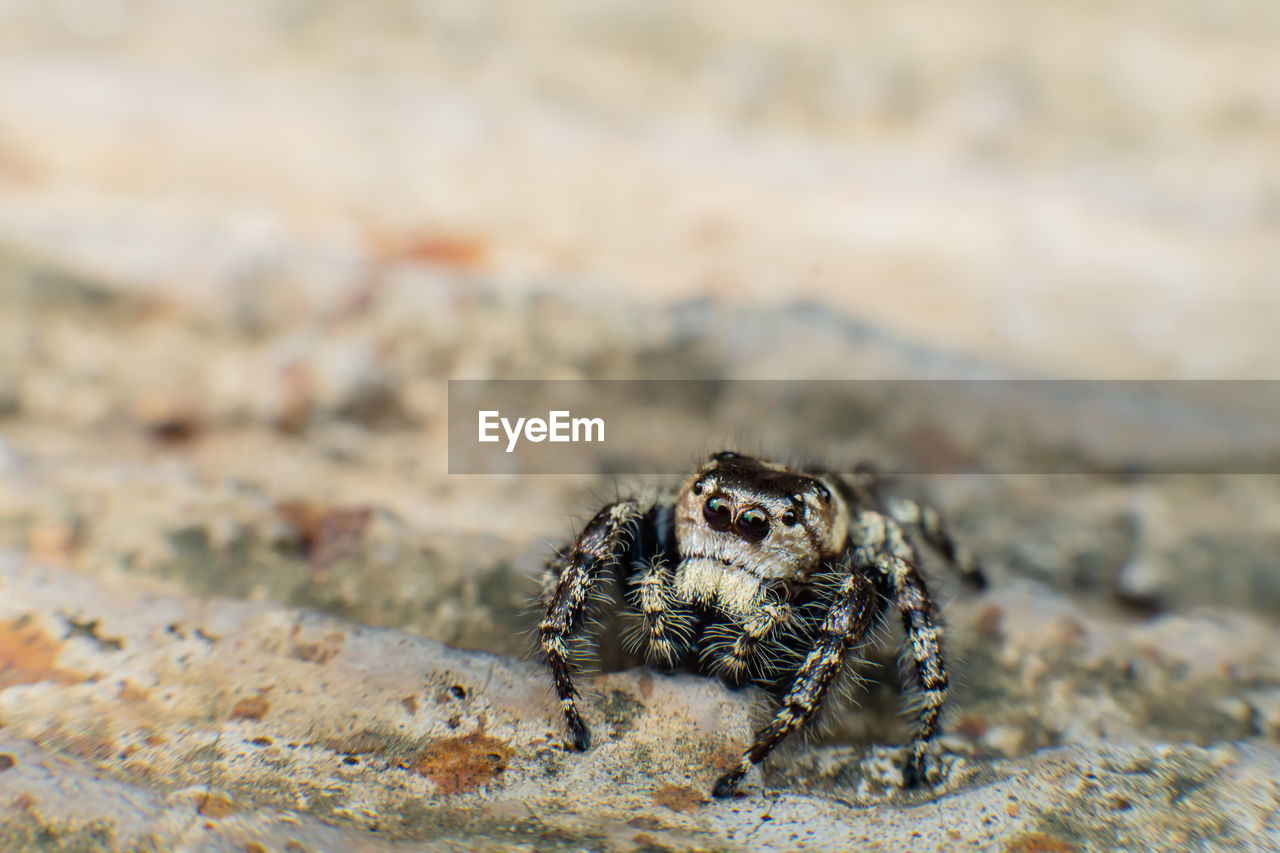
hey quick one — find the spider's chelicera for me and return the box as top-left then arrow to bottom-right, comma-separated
538,451 -> 985,798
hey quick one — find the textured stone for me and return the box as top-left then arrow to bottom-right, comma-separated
2,556 -> 1279,851
0,3 -> 1277,847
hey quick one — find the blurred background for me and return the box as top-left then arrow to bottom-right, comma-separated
1,0 -> 1279,846
3,0 -> 1277,643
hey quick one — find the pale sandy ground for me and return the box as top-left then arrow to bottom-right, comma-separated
2,1 -> 1280,851
1,0 -> 1278,378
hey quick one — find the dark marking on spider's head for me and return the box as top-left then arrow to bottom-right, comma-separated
674,452 -> 845,582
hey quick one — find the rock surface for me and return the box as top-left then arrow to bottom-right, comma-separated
2,1 -> 1279,850
4,555 -> 1280,852
3,209 -> 1280,853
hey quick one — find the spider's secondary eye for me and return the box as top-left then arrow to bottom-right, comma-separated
813,483 -> 831,502
736,508 -> 771,542
692,480 -> 705,496
703,497 -> 732,530
781,509 -> 798,526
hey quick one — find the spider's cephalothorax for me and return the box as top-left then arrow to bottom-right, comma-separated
538,451 -> 985,798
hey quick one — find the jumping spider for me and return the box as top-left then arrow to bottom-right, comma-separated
538,451 -> 985,798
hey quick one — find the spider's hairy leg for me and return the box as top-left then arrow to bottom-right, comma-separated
711,571 -> 875,798
853,509 -> 948,786
884,496 -> 986,589
630,557 -> 694,667
540,499 -> 642,752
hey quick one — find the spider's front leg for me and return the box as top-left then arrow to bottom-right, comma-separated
540,499 -> 643,751
852,509 -> 949,786
711,570 -> 876,798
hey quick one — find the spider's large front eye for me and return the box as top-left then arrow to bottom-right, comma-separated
703,497 -> 732,530
736,508 -> 771,542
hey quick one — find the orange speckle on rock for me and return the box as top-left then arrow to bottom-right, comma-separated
374,231 -> 489,270
0,619 -> 83,689
955,715 -> 989,739
411,729 -> 512,795
286,632 -> 347,667
274,502 -> 371,569
1004,833 -> 1079,853
710,742 -> 741,773
975,604 -> 1004,638
196,793 -> 240,818
230,695 -> 271,721
118,680 -> 150,703
650,784 -> 706,812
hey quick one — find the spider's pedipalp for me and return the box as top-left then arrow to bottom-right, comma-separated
714,601 -> 793,684
627,555 -> 695,667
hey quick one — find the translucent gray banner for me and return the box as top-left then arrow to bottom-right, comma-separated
447,380 -> 1280,475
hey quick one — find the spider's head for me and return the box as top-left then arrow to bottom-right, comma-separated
674,452 -> 845,581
